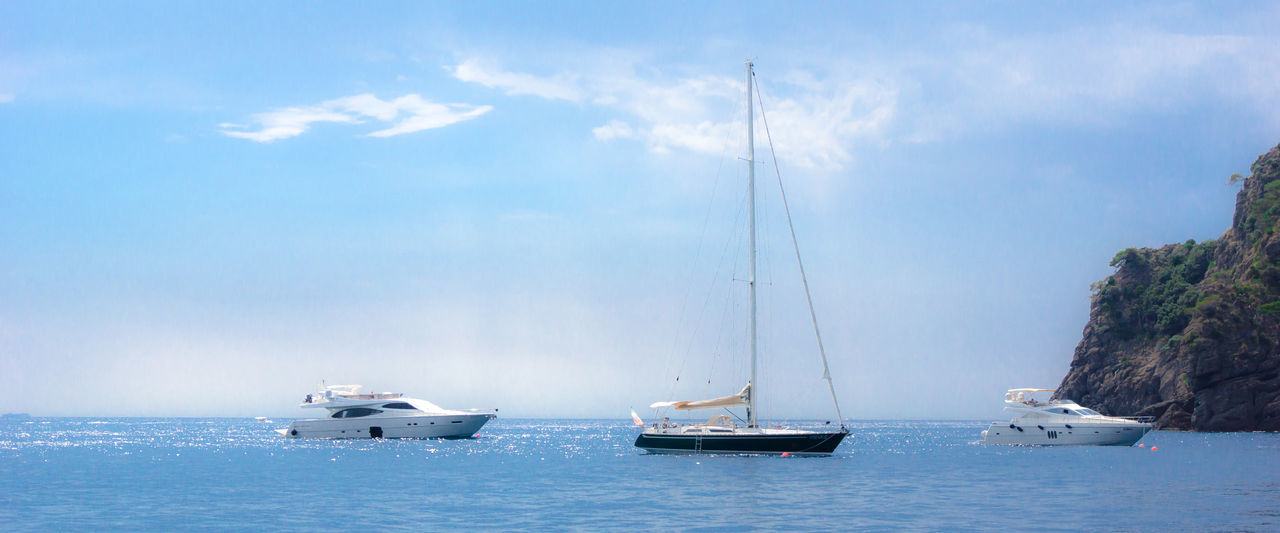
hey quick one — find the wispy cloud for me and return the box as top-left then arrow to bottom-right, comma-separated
447,58 -> 582,102
220,107 -> 357,142
449,58 -> 891,171
0,93 -> 13,104
448,19 -> 1280,166
890,24 -> 1280,141
220,93 -> 492,142
591,119 -> 634,141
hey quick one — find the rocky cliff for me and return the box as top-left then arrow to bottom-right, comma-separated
1056,143 -> 1280,431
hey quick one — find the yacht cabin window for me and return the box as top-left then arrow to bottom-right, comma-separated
332,408 -> 382,419
381,402 -> 417,410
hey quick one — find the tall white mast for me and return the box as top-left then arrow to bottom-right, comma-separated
746,60 -> 758,429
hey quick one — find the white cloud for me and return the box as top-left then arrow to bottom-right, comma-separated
221,93 -> 491,142
367,96 -> 492,137
591,119 -> 634,141
895,24 -> 1280,140
328,93 -> 403,121
0,93 -> 13,104
221,106 -> 357,142
448,19 -> 1280,167
648,120 -> 736,155
451,58 -> 891,171
448,58 -> 582,102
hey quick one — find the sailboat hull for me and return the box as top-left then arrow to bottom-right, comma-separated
635,429 -> 848,456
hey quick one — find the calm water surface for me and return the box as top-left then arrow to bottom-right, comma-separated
1,418 -> 1277,531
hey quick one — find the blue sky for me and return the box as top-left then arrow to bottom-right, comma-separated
2,2 -> 1279,419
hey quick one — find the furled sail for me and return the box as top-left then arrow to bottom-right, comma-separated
649,383 -> 751,411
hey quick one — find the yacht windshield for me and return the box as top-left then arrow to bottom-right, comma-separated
381,402 -> 418,410
1076,408 -> 1101,416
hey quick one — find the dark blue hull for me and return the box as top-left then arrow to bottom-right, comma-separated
634,430 -> 848,456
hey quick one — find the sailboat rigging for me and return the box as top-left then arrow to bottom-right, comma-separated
634,61 -> 849,456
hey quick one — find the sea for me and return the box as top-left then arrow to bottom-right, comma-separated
1,418 -> 1277,532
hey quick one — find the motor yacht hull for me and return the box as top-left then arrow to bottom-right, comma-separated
283,412 -> 494,439
635,429 -> 848,456
981,421 -> 1151,446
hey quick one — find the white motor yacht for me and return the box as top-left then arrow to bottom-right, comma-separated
982,388 -> 1153,446
278,384 -> 497,439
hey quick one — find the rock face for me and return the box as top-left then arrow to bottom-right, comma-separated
1057,144 -> 1280,431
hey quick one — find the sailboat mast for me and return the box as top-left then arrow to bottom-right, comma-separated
746,60 -> 758,429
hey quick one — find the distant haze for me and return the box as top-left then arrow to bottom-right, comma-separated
2,2 -> 1279,419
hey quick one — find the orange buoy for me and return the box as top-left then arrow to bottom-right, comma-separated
781,452 -> 791,457
1137,443 -> 1144,447
1151,446 -> 1157,451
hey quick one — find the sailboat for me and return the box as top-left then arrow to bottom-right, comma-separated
634,61 -> 849,456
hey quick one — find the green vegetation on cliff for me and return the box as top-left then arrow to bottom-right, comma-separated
1057,143 -> 1280,431
1094,240 -> 1216,337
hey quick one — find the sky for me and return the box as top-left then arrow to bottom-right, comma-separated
2,2 -> 1279,420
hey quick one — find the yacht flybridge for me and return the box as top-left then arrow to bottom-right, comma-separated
278,384 -> 497,439
634,62 -> 849,456
981,388 -> 1153,446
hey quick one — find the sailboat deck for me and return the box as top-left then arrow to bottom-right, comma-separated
645,425 -> 825,436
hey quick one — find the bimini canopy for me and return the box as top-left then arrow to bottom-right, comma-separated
650,383 -> 750,411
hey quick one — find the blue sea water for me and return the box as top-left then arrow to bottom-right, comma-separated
1,418 -> 1277,531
